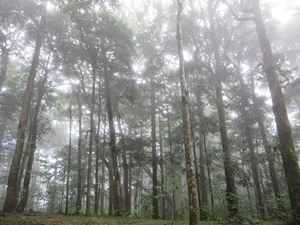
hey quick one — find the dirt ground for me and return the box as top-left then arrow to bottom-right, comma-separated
0,213 -> 291,225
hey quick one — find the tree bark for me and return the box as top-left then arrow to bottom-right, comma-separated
75,86 -> 83,214
2,14 -> 45,213
103,52 -> 123,215
159,116 -> 166,219
194,83 -> 209,220
250,67 -> 285,215
151,80 -> 159,219
207,0 -> 238,217
203,133 -> 214,208
116,103 -> 130,214
252,0 -> 300,221
17,69 -> 48,212
166,104 -> 176,220
65,104 -> 72,214
86,59 -> 97,216
239,74 -> 265,219
94,96 -> 102,215
176,1 -> 198,224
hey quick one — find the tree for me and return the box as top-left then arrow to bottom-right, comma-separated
207,0 -> 238,217
225,0 -> 300,221
151,79 -> 159,219
176,1 -> 198,224
252,0 -> 300,221
17,64 -> 49,213
2,11 -> 46,213
75,85 -> 83,214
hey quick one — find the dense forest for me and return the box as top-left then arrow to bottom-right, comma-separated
1,0 -> 300,224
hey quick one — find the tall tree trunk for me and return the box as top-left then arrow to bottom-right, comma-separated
203,133 -> 214,207
166,105 -> 176,220
250,72 -> 284,215
103,52 -> 123,215
65,104 -> 72,214
151,80 -> 159,219
176,1 -> 198,224
14,145 -> 29,210
159,116 -> 166,219
94,99 -> 102,215
252,0 -> 300,220
194,81 -> 208,220
199,133 -> 208,220
17,69 -> 48,212
2,14 -> 45,213
207,0 -> 238,217
192,135 -> 202,219
75,86 -> 83,214
100,116 -> 107,215
116,103 -> 130,214
86,60 -> 97,216
238,73 -> 265,219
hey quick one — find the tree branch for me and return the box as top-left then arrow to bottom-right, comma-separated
222,0 -> 255,22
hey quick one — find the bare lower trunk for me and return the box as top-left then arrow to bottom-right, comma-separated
2,14 -> 45,213
207,0 -> 238,216
159,117 -> 166,219
65,105 -> 72,214
86,61 -> 96,216
103,54 -> 123,215
17,69 -> 48,213
238,71 -> 265,218
194,86 -> 208,220
252,0 -> 300,221
167,106 -> 176,220
176,1 -> 198,224
116,103 -> 130,214
250,72 -> 284,214
75,88 -> 82,214
203,133 -> 214,207
151,80 -> 159,219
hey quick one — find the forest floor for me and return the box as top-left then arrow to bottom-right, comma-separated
0,213 -> 292,225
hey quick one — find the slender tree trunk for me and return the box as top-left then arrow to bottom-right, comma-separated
252,0 -> 300,221
65,104 -> 72,214
14,146 -> 28,210
159,116 -> 166,219
194,82 -> 208,220
2,14 -> 45,212
86,60 -> 96,216
17,69 -> 48,213
250,72 -> 284,215
207,0 -> 238,217
166,105 -> 176,220
192,135 -> 202,218
103,52 -> 123,215
94,99 -> 102,215
100,123 -> 106,215
176,1 -> 198,224
116,103 -> 130,214
238,73 -> 265,218
75,87 -> 83,214
203,133 -> 214,207
151,80 -> 159,219
100,160 -> 105,215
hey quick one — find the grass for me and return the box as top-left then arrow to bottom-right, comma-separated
0,213 -> 291,225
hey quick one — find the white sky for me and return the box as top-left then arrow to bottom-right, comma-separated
268,0 -> 299,23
